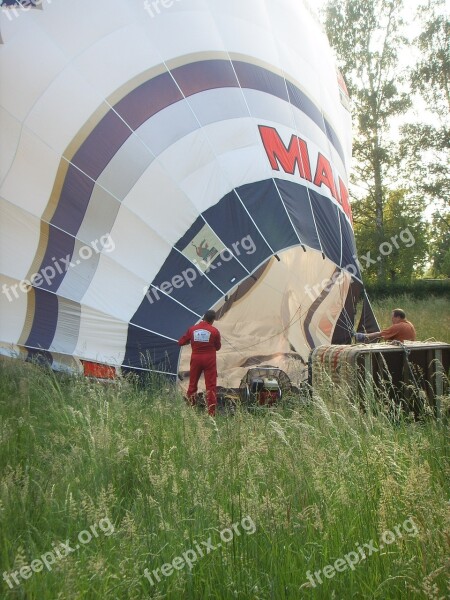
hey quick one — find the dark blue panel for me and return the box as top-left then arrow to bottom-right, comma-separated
175,211 -> 256,293
123,326 -> 180,373
131,289 -> 199,340
200,253 -> 248,291
276,180 -> 321,251
310,191 -> 341,265
25,288 -> 58,350
238,180 -> 298,252
152,249 -> 222,314
173,215 -> 249,290
203,190 -> 272,272
357,292 -> 380,333
332,283 -> 359,345
339,212 -> 360,276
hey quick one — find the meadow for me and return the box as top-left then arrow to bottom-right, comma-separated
0,295 -> 449,599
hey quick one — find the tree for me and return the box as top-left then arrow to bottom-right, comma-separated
399,0 -> 449,276
352,188 -> 429,282
323,0 -> 411,279
411,0 -> 449,120
429,212 -> 450,277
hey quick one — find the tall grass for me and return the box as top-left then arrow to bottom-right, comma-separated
0,354 -> 448,599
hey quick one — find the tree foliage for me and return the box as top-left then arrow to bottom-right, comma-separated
399,0 -> 449,277
353,188 -> 428,282
323,0 -> 411,279
410,0 -> 450,119
400,0 -> 449,203
429,212 -> 450,277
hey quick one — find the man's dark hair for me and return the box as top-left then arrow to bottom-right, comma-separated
393,308 -> 406,319
203,310 -> 216,323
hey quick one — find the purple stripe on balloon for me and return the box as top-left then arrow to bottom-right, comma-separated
171,59 -> 238,95
114,70 -> 183,130
233,60 -> 289,103
25,288 -> 59,350
51,164 -> 95,235
70,110 -> 132,180
35,226 -> 77,292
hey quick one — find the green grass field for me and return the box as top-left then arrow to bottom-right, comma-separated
0,296 -> 449,599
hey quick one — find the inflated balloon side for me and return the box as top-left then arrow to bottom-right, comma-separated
0,0 -> 376,386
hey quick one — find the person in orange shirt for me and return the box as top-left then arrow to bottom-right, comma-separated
356,308 -> 416,343
178,310 -> 221,416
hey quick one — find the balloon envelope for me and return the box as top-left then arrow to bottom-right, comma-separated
0,0 -> 371,385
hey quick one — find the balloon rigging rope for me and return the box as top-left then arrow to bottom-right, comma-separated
336,275 -> 358,335
218,303 -> 311,358
218,270 -> 360,360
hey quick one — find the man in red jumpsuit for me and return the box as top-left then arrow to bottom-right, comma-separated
178,310 -> 221,416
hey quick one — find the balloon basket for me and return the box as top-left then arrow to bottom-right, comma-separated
309,342 -> 450,417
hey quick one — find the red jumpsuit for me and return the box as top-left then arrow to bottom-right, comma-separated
178,321 -> 221,416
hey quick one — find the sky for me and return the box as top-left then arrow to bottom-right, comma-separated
308,0 -> 448,219
308,1 -> 440,142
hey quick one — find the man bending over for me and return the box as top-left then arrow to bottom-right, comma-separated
356,308 -> 416,343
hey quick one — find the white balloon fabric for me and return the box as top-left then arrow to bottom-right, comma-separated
0,0 -> 369,385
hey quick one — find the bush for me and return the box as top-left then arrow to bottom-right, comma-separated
365,279 -> 450,299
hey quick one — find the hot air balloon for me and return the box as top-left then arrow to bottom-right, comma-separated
0,0 -> 377,387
